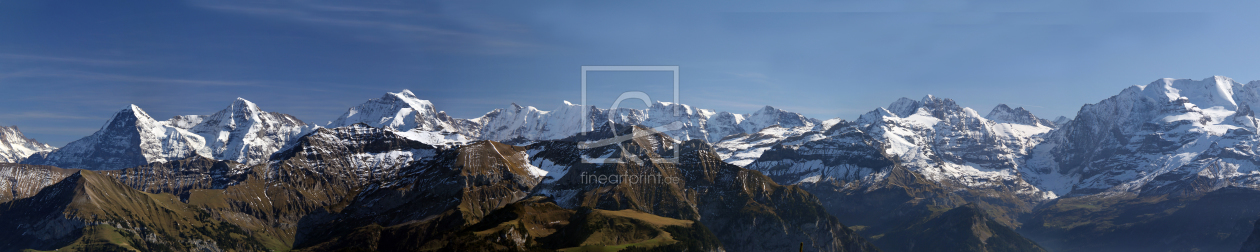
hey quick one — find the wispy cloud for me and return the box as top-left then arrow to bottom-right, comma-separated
0,111 -> 105,120
0,53 -> 139,66
80,73 -> 262,86
193,3 -> 540,55
307,5 -> 420,15
0,69 -> 264,86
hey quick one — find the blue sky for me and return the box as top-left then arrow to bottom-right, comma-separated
3,0 -> 1260,146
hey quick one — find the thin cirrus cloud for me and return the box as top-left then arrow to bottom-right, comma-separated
0,53 -> 139,66
0,112 -> 102,120
192,2 -> 541,55
0,69 -> 265,87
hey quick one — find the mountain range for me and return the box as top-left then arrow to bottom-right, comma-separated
3,76 -> 1260,251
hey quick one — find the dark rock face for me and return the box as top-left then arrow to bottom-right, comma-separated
291,140 -> 544,250
1021,187 -> 1260,252
1241,218 -> 1260,252
875,204 -> 1047,252
101,156 -> 251,200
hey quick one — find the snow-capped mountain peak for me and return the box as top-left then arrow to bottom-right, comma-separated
23,98 -> 316,169
24,104 -> 210,170
1143,76 -> 1242,111
232,97 -> 261,113
746,94 -> 1057,205
183,98 -> 314,165
1051,116 -> 1070,126
738,105 -> 818,134
0,126 -> 56,163
887,97 -> 921,117
190,98 -> 260,132
110,104 -> 153,128
987,104 -> 1053,127
1021,76 -> 1260,197
328,90 -> 451,132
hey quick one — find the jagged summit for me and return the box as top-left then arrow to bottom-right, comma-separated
1022,75 -> 1260,197
107,104 -> 151,127
23,98 -> 314,169
738,105 -> 818,134
185,98 -> 313,165
24,104 -> 210,170
987,104 -> 1054,127
1142,76 -> 1243,110
325,90 -> 821,146
0,126 -> 57,163
887,97 -> 920,117
230,97 -> 260,111
328,90 -> 450,132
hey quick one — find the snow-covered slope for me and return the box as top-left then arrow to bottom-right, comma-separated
743,95 -> 1057,204
470,101 -> 606,143
1024,76 -> 1260,197
23,105 -> 211,170
328,90 -> 457,133
0,126 -> 56,163
170,98 -> 315,165
987,104 -> 1055,127
739,105 -> 820,133
712,122 -> 832,167
471,102 -> 819,145
326,90 -> 475,146
857,96 -> 1050,196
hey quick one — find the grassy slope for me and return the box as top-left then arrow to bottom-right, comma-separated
0,170 -> 266,252
297,196 -> 724,252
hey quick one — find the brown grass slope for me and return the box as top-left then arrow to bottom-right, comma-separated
0,170 -> 265,252
529,125 -> 880,252
82,124 -> 443,251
